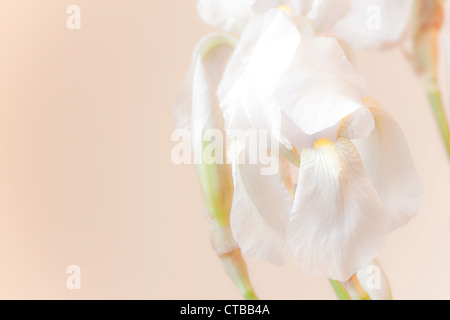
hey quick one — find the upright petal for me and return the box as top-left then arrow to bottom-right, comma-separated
217,14 -> 267,134
230,148 -> 292,265
352,98 -> 422,231
277,36 -> 366,135
287,137 -> 388,281
219,9 -> 301,143
333,0 -> 414,49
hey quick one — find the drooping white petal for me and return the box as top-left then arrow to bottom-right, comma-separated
174,33 -> 236,131
287,137 -> 388,281
197,0 -> 257,34
230,148 -> 292,265
333,0 -> 414,49
219,9 -> 301,144
353,98 -> 422,232
277,35 -> 366,135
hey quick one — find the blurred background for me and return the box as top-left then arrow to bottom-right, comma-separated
0,0 -> 448,299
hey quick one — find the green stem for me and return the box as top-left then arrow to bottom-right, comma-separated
329,279 -> 351,300
426,82 -> 450,159
243,290 -> 258,300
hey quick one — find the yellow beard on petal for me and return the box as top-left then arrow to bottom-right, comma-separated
314,138 -> 333,149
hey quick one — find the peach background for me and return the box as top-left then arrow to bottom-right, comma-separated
0,0 -> 448,299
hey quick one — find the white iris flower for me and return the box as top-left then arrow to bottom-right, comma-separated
217,9 -> 422,282
175,5 -> 422,292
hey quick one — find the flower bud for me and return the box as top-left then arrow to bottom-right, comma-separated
411,0 -> 444,84
189,33 -> 258,299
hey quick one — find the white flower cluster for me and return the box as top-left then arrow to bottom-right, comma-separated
175,0 -> 421,286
